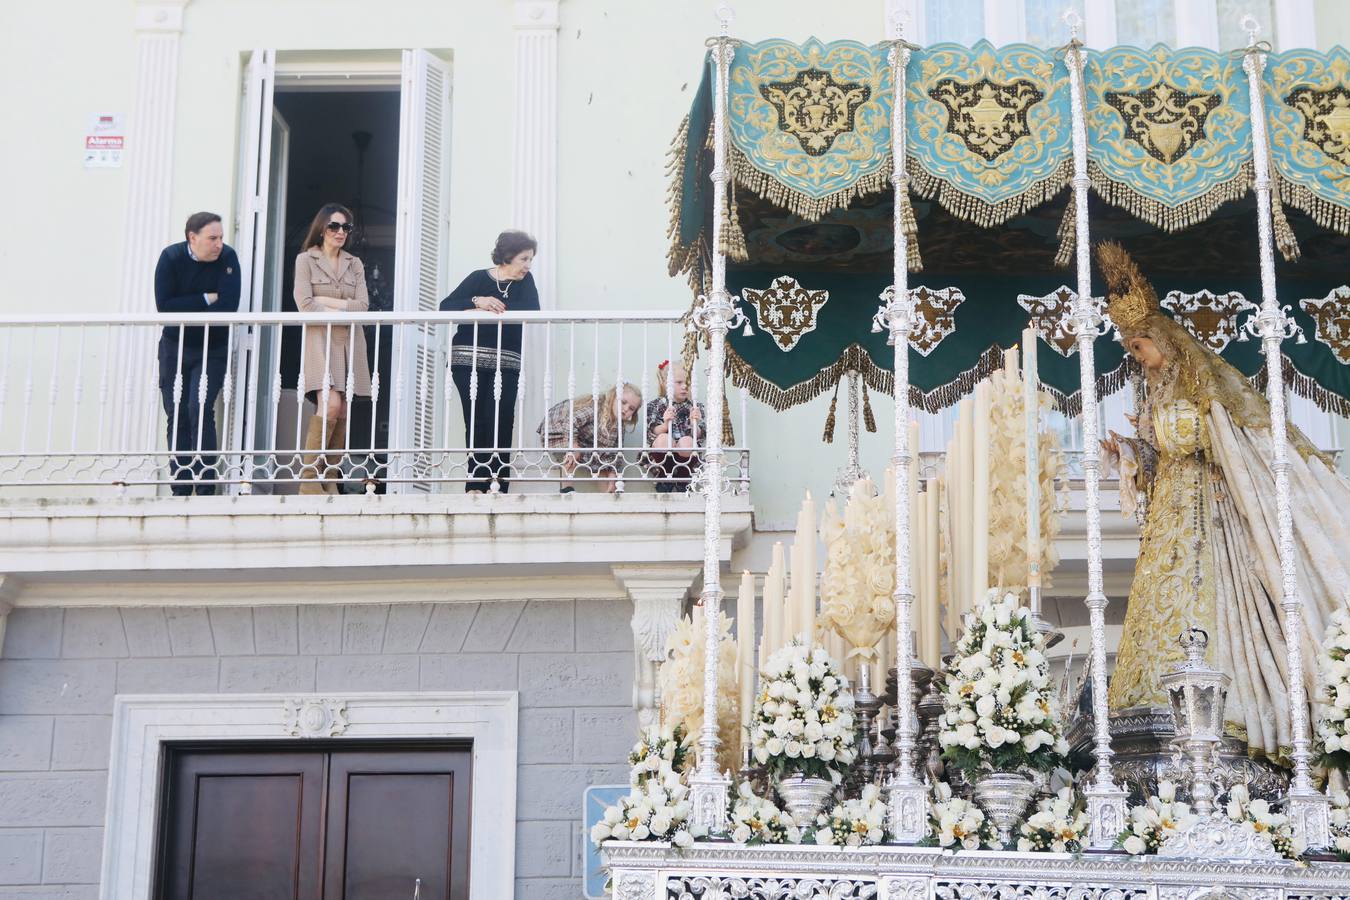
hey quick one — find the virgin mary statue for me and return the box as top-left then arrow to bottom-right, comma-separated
1097,241 -> 1350,764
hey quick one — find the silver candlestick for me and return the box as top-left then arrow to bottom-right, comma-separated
1160,628 -> 1229,815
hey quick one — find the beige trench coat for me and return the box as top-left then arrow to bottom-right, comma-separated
294,247 -> 372,398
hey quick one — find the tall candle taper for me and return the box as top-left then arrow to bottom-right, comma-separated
761,542 -> 786,666
972,382 -> 991,610
957,399 -> 975,621
800,492 -> 818,642
907,421 -> 924,666
736,570 -> 756,743
924,485 -> 942,666
1022,327 -> 1043,617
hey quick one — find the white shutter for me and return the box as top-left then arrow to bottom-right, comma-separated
392,49 -> 451,490
232,49 -> 277,481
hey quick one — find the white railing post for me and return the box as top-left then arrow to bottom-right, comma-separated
1241,17 -> 1331,850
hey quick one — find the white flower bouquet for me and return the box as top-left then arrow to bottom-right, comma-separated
728,781 -> 800,845
627,723 -> 689,787
1016,787 -> 1088,853
1316,607 -> 1350,770
750,640 -> 857,783
1116,780 -> 1198,855
927,781 -> 998,850
1331,790 -> 1350,861
937,590 -> 1070,780
591,747 -> 697,849
1225,782 -> 1302,860
812,783 -> 887,847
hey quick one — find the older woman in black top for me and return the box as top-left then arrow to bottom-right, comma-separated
440,230 -> 539,492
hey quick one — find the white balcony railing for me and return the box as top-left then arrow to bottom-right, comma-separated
0,311 -> 749,496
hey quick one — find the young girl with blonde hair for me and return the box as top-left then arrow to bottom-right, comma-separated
644,360 -> 704,492
538,383 -> 642,493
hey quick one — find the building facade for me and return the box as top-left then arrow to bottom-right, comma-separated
1,1 -> 1348,898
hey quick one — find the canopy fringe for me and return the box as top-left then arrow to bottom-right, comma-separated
725,341 -> 1135,417
665,114 -> 704,280
1088,158 -> 1253,232
908,157 -> 1071,228
729,145 -> 892,223
1252,354 -> 1350,419
1277,176 -> 1350,245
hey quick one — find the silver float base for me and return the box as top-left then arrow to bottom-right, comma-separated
1067,705 -> 1287,806
602,841 -> 1350,899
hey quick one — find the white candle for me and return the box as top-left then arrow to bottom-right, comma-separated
800,492 -> 817,643
761,542 -> 786,664
926,484 -> 942,666
736,570 -> 756,734
908,421 -> 922,665
1004,346 -> 1019,380
957,399 -> 975,620
1022,326 -> 1043,606
972,382 -> 991,611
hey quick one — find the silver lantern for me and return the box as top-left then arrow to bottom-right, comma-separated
1159,628 -> 1230,815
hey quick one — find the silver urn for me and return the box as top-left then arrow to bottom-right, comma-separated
973,771 -> 1037,846
775,773 -> 835,827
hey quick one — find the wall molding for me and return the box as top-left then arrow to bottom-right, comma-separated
100,691 -> 518,900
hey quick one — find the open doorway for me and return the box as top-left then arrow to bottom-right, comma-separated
271,89 -> 401,489
233,50 -> 451,494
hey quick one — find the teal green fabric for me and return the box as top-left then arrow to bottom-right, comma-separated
906,41 -> 1072,215
668,41 -> 1350,412
1265,47 -> 1350,225
727,38 -> 893,204
1085,46 -> 1251,223
725,269 -> 1350,414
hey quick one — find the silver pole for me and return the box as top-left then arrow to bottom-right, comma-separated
1063,13 -> 1128,848
877,13 -> 926,843
1241,16 -> 1330,849
687,2 -> 743,838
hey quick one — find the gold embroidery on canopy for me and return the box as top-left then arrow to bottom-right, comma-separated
1286,85 -> 1350,166
1105,83 -> 1221,164
928,77 -> 1044,162
743,276 -> 830,352
1299,287 -> 1350,364
759,69 -> 872,157
1018,287 -> 1082,357
1160,290 -> 1256,354
908,286 -> 965,356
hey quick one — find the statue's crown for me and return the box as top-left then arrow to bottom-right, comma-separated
1095,242 -> 1156,331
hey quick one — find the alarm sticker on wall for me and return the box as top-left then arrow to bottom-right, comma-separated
84,114 -> 124,168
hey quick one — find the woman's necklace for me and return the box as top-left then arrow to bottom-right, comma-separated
491,267 -> 511,299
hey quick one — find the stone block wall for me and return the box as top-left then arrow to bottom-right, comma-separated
0,598 -> 636,900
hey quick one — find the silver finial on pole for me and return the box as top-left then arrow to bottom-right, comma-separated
886,3 -> 905,41
1062,8 -> 1082,41
1242,14 -> 1261,47
715,1 -> 735,38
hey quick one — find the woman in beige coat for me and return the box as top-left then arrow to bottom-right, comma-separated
293,203 -> 372,494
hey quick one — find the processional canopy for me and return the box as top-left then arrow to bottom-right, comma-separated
669,38 -> 1350,414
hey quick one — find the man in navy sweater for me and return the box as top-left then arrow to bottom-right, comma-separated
154,212 -> 241,495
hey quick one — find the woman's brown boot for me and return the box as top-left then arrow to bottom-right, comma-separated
299,415 -> 330,495
323,419 -> 346,495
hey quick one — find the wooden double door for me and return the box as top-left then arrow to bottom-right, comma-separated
156,742 -> 471,900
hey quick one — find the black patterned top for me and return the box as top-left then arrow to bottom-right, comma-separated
644,397 -> 705,446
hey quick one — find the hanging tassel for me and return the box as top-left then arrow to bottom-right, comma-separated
897,172 -> 925,273
862,382 -> 877,433
1054,191 -> 1077,269
823,378 -> 841,443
